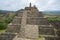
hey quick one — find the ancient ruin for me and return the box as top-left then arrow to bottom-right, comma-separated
0,3 -> 57,40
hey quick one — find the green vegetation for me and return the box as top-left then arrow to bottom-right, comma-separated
0,30 -> 6,34
0,23 -> 7,30
5,13 -> 15,24
0,13 -> 15,30
47,17 -> 60,21
31,37 -> 44,40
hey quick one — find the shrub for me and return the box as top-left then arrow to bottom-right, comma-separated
0,22 -> 7,30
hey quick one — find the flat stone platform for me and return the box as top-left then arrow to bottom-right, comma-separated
13,36 -> 45,40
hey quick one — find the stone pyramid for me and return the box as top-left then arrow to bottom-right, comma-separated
5,3 -> 56,40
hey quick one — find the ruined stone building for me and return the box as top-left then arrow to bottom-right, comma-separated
0,3 -> 57,40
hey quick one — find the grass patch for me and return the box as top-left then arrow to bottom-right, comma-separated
0,30 -> 6,34
31,37 -> 44,40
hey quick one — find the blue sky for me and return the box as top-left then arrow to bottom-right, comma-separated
0,0 -> 60,11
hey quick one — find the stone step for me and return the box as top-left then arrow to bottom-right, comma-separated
0,32 -> 16,40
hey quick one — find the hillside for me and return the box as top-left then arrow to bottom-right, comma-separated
43,10 -> 60,14
0,10 -> 16,30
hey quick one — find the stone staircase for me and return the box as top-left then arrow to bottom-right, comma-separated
0,32 -> 16,40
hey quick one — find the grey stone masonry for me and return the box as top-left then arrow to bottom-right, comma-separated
19,10 -> 39,38
1,3 -> 57,40
0,32 -> 16,40
19,10 -> 27,38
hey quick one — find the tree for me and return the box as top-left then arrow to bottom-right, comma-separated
0,22 -> 7,30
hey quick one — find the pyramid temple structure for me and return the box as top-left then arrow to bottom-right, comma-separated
0,3 -> 57,40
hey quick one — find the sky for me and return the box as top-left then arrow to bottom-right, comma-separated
0,0 -> 60,11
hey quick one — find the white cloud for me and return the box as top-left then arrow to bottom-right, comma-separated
0,0 -> 60,11
0,0 -> 29,11
42,0 -> 60,10
27,0 -> 36,3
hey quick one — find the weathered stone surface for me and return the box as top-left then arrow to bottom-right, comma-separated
6,24 -> 21,33
45,37 -> 55,40
39,25 -> 55,35
25,25 -> 39,38
27,18 -> 49,25
0,33 -> 16,40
